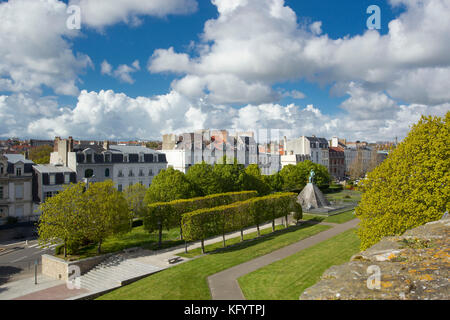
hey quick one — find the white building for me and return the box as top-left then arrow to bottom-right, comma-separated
50,137 -> 168,191
0,154 -> 35,224
32,164 -> 77,204
284,136 -> 329,168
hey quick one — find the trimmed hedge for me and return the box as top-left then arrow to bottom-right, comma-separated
143,191 -> 258,246
181,193 -> 302,252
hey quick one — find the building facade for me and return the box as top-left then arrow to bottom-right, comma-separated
32,165 -> 77,204
50,138 -> 168,191
284,136 -> 329,168
329,147 -> 346,181
0,154 -> 35,223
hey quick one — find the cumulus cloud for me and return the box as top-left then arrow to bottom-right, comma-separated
0,0 -> 92,96
148,0 -> 450,108
101,60 -> 141,84
69,0 -> 198,29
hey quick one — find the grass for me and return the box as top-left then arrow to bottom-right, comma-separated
325,189 -> 362,202
302,210 -> 357,224
56,226 -> 184,261
178,224 -> 287,259
97,223 -> 331,300
238,228 -> 361,300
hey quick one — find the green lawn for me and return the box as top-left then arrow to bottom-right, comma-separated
238,228 -> 361,300
302,210 -> 357,224
57,226 -> 183,261
325,189 -> 362,202
178,224 -> 287,259
97,223 -> 331,300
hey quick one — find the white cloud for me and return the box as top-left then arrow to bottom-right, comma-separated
101,60 -> 141,84
70,0 -> 198,29
0,0 -> 92,96
148,0 -> 450,108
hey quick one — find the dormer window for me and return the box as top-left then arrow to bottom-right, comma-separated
124,155 -> 128,162
139,154 -> 144,163
86,154 -> 93,163
16,167 -> 22,176
105,154 -> 111,162
0,164 -> 3,175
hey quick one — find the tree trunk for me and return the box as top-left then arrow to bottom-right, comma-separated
180,224 -> 183,241
222,233 -> 226,248
185,241 -> 188,254
285,215 -> 289,228
240,229 -> 244,242
64,243 -> 67,258
257,223 -> 260,237
97,239 -> 102,254
158,223 -> 163,249
201,239 -> 205,254
272,219 -> 275,232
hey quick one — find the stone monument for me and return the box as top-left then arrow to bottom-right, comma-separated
297,169 -> 331,211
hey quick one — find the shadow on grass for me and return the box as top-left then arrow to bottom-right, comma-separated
205,220 -> 325,256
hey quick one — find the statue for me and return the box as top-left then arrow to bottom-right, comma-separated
308,169 -> 315,184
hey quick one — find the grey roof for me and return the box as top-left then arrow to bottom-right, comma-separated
108,145 -> 162,155
33,164 -> 75,174
306,136 -> 329,144
4,154 -> 35,164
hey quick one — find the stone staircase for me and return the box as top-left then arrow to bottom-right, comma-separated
79,254 -> 161,293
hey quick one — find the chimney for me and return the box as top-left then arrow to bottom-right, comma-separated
68,136 -> 74,152
103,140 -> 110,150
54,137 -> 61,152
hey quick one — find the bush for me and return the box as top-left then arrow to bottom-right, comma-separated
356,113 -> 450,250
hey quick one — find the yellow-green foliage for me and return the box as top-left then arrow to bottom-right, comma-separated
356,113 -> 450,250
144,191 -> 258,233
182,193 -> 301,242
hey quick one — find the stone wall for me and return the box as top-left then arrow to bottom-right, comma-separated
42,254 -> 113,282
300,217 -> 450,300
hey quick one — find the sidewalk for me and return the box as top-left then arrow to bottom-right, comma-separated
0,215 -> 322,300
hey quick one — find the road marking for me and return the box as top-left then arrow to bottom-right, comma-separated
11,256 -> 28,263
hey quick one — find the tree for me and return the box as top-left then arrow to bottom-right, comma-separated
185,162 -> 221,196
123,183 -> 148,218
297,160 -> 331,189
279,165 -> 306,191
38,183 -> 86,258
28,145 -> 53,164
83,181 -> 132,254
241,164 -> 271,195
145,167 -> 195,203
356,113 -> 450,250
263,172 -> 283,192
213,157 -> 245,193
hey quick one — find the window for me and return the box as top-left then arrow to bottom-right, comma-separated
0,164 -> 3,175
148,169 -> 153,176
15,205 -> 24,217
0,186 -> 3,199
86,154 -> 92,163
15,184 -> 24,199
118,184 -> 122,192
128,169 -> 134,177
124,155 -> 128,163
139,169 -> 144,177
0,207 -> 6,218
105,154 -> 111,162
105,168 -> 110,177
45,192 -> 53,200
64,174 -> 70,184
49,174 -> 55,185
16,167 -> 22,176
85,169 -> 94,178
139,154 -> 144,163
118,170 -> 124,177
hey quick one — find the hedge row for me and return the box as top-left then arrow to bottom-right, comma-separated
181,193 -> 302,252
143,191 -> 258,244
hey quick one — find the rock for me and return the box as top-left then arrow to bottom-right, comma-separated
300,218 -> 450,300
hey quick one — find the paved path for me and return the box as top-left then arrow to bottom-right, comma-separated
208,218 -> 360,300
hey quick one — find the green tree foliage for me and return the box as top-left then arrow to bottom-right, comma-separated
297,160 -> 331,189
241,164 -> 271,195
262,172 -> 283,192
38,183 -> 87,258
356,113 -> 450,250
279,161 -> 331,191
123,183 -> 148,218
145,167 -> 196,203
28,145 -> 53,164
182,193 -> 302,253
185,162 -> 221,196
143,191 -> 258,247
213,157 -> 245,193
83,180 -> 133,254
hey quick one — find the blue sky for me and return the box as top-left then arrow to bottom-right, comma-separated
0,0 -> 448,141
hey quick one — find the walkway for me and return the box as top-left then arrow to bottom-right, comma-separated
208,218 -> 359,300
